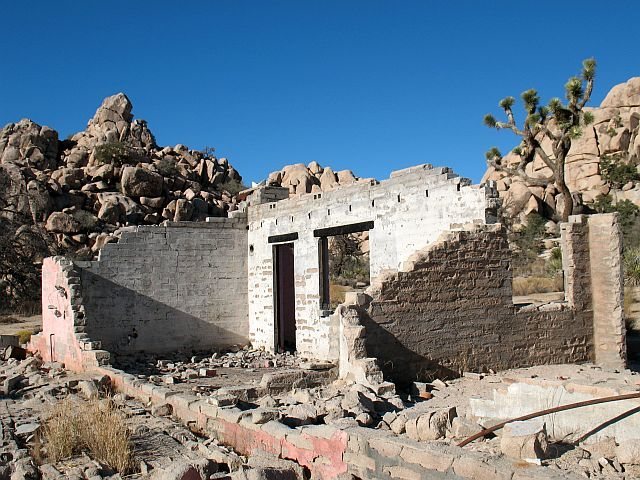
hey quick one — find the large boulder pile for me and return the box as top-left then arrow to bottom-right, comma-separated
0,93 -> 243,253
483,77 -> 640,223
0,93 -> 243,308
265,160 -> 364,195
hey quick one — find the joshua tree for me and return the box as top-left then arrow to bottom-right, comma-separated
484,58 -> 596,221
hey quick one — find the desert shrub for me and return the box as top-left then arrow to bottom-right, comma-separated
43,398 -> 82,461
335,255 -> 370,283
546,247 -> 563,276
509,213 -> 548,276
94,142 -> 145,166
512,276 -> 564,296
591,193 -> 615,213
600,154 -> 639,188
16,329 -> 32,344
155,157 -> 179,177
624,247 -> 640,287
81,399 -> 132,472
42,397 -> 134,473
0,213 -> 57,312
219,178 -> 247,196
592,194 -> 640,241
329,234 -> 368,279
624,287 -> 638,332
513,213 -> 546,254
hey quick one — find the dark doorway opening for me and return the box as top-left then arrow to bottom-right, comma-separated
274,243 -> 296,352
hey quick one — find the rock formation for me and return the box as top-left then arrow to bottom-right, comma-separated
483,77 -> 640,225
0,93 -> 243,308
265,161 -> 364,195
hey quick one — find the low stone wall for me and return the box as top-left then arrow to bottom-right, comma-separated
92,363 -> 582,480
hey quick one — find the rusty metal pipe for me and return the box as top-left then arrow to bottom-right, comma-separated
457,391 -> 640,447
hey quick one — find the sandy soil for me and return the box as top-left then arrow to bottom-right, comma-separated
0,313 -> 42,336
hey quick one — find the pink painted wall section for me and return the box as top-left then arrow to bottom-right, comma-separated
218,422 -> 348,479
29,256 -> 109,371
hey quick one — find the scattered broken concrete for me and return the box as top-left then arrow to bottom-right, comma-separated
5,346 -> 640,479
0,354 -> 298,480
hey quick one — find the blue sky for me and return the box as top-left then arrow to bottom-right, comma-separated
1,1 -> 639,185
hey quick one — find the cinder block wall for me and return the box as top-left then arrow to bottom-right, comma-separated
77,218 -> 249,354
361,215 -> 622,385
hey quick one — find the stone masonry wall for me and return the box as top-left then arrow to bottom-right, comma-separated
247,164 -> 495,359
75,218 -> 249,354
362,222 -> 598,385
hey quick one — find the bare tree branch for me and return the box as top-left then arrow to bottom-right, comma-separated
579,77 -> 595,110
487,158 -> 554,187
495,122 -> 525,136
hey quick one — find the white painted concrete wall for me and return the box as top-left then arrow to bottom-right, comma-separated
246,164 -> 494,360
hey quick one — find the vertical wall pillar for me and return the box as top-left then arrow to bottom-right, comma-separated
587,213 -> 626,369
561,213 -> 626,369
561,216 -> 592,313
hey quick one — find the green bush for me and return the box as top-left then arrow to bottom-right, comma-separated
547,247 -> 563,276
600,154 -> 639,188
624,247 -> 640,286
592,194 -> 640,239
511,213 -> 546,263
94,142 -> 144,166
155,157 -> 178,177
16,329 -> 32,344
592,194 -> 640,284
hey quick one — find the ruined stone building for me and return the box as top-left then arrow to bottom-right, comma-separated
31,163 -> 626,378
27,162 -> 631,479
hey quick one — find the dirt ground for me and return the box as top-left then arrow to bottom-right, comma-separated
0,313 -> 41,337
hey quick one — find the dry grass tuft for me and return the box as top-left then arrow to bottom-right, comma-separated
16,329 -> 33,344
329,283 -> 351,307
43,397 -> 134,473
512,275 -> 564,296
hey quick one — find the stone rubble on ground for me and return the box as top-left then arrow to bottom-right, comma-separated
0,353 -> 301,480
2,348 -> 640,478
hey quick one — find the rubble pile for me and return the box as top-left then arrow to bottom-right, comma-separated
116,345 -> 303,376
4,345 -> 640,478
